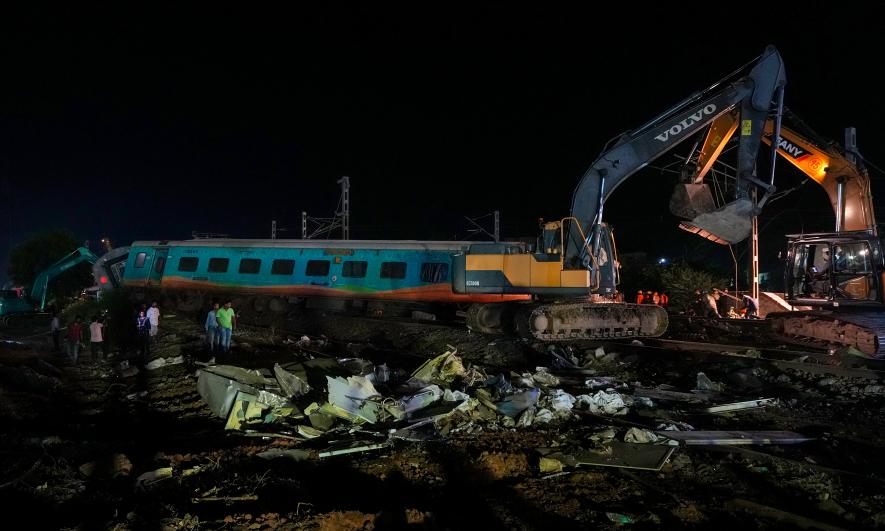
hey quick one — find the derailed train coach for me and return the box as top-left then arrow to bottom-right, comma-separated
93,239 -> 530,319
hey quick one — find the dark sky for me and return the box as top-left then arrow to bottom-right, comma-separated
2,4 -> 884,286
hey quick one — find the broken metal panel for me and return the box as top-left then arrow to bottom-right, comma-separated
542,442 -> 675,471
633,388 -> 711,403
198,369 -> 254,418
197,366 -> 288,418
706,398 -> 775,413
326,376 -> 382,423
658,430 -> 812,445
274,363 -> 310,398
318,442 -> 388,458
224,391 -> 264,430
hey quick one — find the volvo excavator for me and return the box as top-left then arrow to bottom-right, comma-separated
680,108 -> 885,357
452,45 -> 787,340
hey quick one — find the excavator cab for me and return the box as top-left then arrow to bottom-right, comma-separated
784,231 -> 883,307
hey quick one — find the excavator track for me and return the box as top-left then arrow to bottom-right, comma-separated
524,302 -> 668,341
768,310 -> 885,359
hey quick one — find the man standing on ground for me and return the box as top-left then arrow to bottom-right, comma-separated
146,301 -> 160,341
705,289 -> 722,318
50,312 -> 61,352
136,310 -> 151,363
205,302 -> 220,352
67,316 -> 83,364
89,316 -> 105,363
216,301 -> 236,353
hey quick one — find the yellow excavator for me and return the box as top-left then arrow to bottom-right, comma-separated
452,46 -> 787,340
682,109 -> 885,357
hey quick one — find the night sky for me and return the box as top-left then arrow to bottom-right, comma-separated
3,5 -> 884,287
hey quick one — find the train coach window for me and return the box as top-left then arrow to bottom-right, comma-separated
342,260 -> 367,278
306,260 -> 330,276
178,257 -> 198,272
271,259 -> 295,275
239,258 -> 261,274
420,262 -> 449,283
208,258 -> 229,273
134,252 -> 147,268
381,261 -> 407,279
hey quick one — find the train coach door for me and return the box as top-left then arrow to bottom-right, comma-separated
147,248 -> 169,288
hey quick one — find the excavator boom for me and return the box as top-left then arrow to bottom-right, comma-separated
30,247 -> 100,311
455,46 -> 786,341
567,45 -> 786,262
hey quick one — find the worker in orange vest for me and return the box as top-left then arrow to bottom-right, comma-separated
652,292 -> 661,305
660,293 -> 669,307
636,290 -> 644,304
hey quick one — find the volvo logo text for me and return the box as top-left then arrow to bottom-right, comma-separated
655,104 -> 717,142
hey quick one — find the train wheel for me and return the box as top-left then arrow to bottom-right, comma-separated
466,303 -> 509,334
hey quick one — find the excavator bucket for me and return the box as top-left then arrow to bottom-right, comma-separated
678,198 -> 758,245
669,183 -> 716,219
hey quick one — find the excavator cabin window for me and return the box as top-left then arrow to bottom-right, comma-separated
792,242 -> 877,302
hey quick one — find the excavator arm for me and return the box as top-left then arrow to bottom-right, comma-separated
687,111 -> 876,233
565,45 -> 786,265
30,247 -> 100,311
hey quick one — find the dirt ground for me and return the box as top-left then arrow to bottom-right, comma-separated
2,311 -> 885,530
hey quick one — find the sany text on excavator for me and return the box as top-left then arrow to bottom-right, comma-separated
453,46 -> 786,340
683,108 -> 885,358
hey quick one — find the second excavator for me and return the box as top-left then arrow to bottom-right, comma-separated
681,107 -> 885,358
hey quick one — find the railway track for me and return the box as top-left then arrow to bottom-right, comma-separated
596,336 -> 885,380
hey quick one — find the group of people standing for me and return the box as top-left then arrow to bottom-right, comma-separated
52,312 -> 108,365
635,290 -> 668,306
204,300 -> 236,353
135,301 -> 161,359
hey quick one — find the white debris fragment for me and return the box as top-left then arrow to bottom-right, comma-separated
443,389 -> 470,402
531,367 -> 560,387
623,427 -> 660,444
547,389 -> 576,412
576,390 -> 629,416
534,408 -> 554,423
145,355 -> 184,370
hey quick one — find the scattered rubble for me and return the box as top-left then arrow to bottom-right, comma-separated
2,311 -> 884,529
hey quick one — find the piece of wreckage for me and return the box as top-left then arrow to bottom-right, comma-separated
193,344 -> 812,475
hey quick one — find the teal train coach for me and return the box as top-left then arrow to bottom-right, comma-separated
94,239 -> 530,315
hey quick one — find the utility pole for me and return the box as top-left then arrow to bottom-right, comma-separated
301,212 -> 307,239
271,220 -> 277,240
494,210 -> 500,242
338,176 -> 350,240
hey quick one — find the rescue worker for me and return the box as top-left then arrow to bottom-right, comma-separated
705,289 -> 722,318
146,301 -> 160,342
216,300 -> 236,353
205,302 -> 220,351
660,293 -> 669,307
743,294 -> 760,319
66,316 -> 83,364
89,315 -> 105,363
652,291 -> 661,305
136,310 -> 151,363
635,290 -> 644,305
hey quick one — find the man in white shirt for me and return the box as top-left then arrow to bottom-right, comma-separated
146,301 -> 160,340
89,316 -> 104,362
